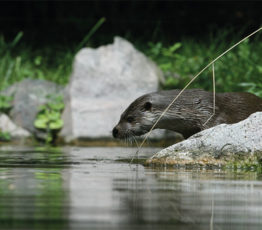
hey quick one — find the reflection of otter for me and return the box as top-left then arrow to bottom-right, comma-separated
112,89 -> 262,139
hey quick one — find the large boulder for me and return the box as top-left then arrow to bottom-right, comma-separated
147,112 -> 262,166
3,79 -> 64,136
61,37 -> 164,141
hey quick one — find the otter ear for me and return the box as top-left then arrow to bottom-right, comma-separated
144,102 -> 152,111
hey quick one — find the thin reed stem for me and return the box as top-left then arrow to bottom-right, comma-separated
203,63 -> 216,126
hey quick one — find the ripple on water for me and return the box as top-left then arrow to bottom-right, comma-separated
0,146 -> 261,230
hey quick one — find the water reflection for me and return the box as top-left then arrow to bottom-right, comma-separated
0,147 -> 69,230
0,146 -> 262,230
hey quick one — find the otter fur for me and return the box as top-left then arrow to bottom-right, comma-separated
112,89 -> 262,139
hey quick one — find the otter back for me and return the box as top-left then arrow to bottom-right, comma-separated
112,89 -> 262,139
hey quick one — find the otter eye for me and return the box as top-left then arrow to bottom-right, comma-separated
144,102 -> 152,111
126,116 -> 134,123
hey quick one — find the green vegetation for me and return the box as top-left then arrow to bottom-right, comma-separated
0,18 -> 106,91
1,28 -> 262,96
34,95 -> 64,143
0,32 -> 74,90
225,152 -> 262,172
146,35 -> 262,96
0,131 -> 11,142
0,95 -> 13,142
0,95 -> 13,113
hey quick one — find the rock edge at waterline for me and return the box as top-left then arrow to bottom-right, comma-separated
146,112 -> 262,167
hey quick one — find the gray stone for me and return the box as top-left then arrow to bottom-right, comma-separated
148,112 -> 262,165
3,78 -> 64,136
0,113 -> 31,139
61,37 -> 164,141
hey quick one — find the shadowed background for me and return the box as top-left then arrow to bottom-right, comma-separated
1,1 -> 262,46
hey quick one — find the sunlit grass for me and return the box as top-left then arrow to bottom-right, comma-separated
1,28 -> 262,97
0,33 -> 74,90
0,18 -> 106,91
145,29 -> 262,96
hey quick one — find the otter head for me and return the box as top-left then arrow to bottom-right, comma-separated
112,94 -> 156,139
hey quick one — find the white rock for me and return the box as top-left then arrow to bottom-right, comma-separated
150,112 -> 262,162
0,113 -> 31,139
61,37 -> 164,141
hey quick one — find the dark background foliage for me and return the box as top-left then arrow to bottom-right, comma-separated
1,1 -> 262,46
1,0 -> 262,95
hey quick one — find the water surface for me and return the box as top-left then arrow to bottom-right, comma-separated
0,146 -> 262,230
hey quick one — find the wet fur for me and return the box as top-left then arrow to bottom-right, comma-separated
113,89 -> 262,139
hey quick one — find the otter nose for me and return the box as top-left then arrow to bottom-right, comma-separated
112,127 -> 119,138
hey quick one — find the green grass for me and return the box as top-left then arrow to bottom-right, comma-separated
145,30 -> 262,97
0,18 -> 107,91
0,32 -> 74,90
1,28 -> 262,97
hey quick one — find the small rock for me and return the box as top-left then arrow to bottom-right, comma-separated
0,113 -> 31,139
2,78 -> 64,137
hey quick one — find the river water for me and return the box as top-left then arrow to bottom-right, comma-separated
0,146 -> 262,230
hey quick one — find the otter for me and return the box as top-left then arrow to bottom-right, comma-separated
112,89 -> 262,139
